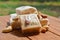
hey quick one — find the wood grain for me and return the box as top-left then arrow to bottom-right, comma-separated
0,16 -> 29,40
0,15 -> 60,40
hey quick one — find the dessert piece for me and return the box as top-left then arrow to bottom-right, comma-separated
2,26 -> 12,33
38,15 -> 49,26
10,19 -> 21,29
16,6 -> 38,15
2,6 -> 49,33
37,14 -> 49,33
37,14 -> 49,25
43,25 -> 49,31
41,15 -> 47,18
40,18 -> 49,26
10,14 -> 21,29
41,27 -> 46,33
37,13 -> 42,20
41,25 -> 49,33
10,13 -> 17,24
2,14 -> 21,33
20,14 -> 41,33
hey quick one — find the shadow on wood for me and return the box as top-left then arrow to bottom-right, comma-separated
6,22 -> 40,37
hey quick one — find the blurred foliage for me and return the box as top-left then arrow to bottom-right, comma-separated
0,1 -> 60,18
0,0 -> 60,2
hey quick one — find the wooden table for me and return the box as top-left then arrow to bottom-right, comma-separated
0,15 -> 60,40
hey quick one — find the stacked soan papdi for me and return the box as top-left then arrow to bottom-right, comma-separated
2,6 -> 49,33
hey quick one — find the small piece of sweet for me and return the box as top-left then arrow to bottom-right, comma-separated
41,15 -> 47,18
10,19 -> 21,29
41,25 -> 49,33
41,27 -> 46,33
43,25 -> 49,31
40,18 -> 49,26
2,26 -> 12,33
9,14 -> 21,29
10,14 -> 17,24
37,14 -> 42,20
16,6 -> 38,15
10,14 -> 17,19
20,14 -> 41,34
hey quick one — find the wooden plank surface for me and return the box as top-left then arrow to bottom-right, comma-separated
0,16 -> 29,40
42,14 -> 60,36
28,32 -> 60,40
28,15 -> 60,40
0,15 -> 60,40
48,15 -> 60,36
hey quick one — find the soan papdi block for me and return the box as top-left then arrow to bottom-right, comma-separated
20,14 -> 41,33
16,6 -> 38,15
40,18 -> 49,26
10,14 -> 21,29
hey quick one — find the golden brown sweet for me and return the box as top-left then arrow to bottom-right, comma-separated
2,26 -> 12,33
2,15 -> 21,33
16,6 -> 38,15
11,19 -> 21,29
43,25 -> 49,31
41,27 -> 46,33
41,25 -> 49,33
40,18 -> 49,26
20,14 -> 41,33
2,6 -> 49,33
41,15 -> 47,18
9,14 -> 21,29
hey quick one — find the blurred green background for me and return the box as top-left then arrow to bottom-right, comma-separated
0,0 -> 60,18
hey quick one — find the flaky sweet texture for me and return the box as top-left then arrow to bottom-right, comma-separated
2,6 -> 49,33
19,14 -> 41,33
16,6 -> 38,15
